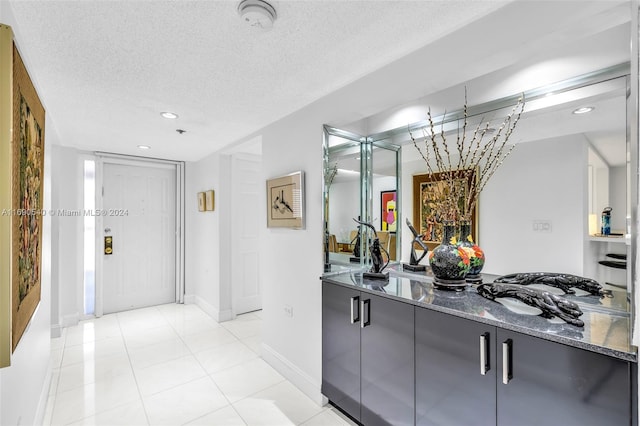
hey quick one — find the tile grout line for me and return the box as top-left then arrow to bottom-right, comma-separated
117,307 -> 153,426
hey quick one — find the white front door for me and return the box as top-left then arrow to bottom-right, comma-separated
232,154 -> 262,314
101,162 -> 176,314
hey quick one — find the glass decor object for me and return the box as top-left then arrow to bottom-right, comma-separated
429,221 -> 471,290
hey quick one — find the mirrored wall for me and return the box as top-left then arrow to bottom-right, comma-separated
323,127 -> 400,273
323,64 -> 633,322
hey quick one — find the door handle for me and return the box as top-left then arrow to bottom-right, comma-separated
360,299 -> 370,328
350,296 -> 360,324
502,339 -> 513,384
480,333 -> 490,375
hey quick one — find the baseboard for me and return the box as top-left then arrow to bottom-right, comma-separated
61,312 -> 79,328
50,323 -> 62,338
35,363 -> 53,426
262,343 -> 328,407
184,295 -> 234,322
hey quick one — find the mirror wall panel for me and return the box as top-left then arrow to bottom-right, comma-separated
325,67 -> 632,319
323,128 -> 365,271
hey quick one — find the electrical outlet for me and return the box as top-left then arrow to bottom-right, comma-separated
284,304 -> 293,318
532,220 -> 552,233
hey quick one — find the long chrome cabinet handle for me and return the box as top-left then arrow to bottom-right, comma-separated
350,296 -> 360,324
360,299 -> 370,328
480,333 -> 490,375
502,339 -> 513,384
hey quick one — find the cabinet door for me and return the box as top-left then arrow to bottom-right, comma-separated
497,329 -> 631,426
322,282 -> 361,422
415,307 -> 497,426
361,293 -> 415,426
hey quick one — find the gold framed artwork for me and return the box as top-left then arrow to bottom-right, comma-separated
197,192 -> 205,212
11,35 -> 46,353
0,24 -> 13,366
205,190 -> 214,211
266,171 -> 304,229
413,170 -> 477,251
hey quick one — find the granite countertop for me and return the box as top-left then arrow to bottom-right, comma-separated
322,265 -> 637,362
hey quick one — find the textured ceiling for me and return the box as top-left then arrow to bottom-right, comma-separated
5,0 -> 512,161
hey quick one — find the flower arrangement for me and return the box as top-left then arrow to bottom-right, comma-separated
411,91 -> 524,288
409,90 -> 525,223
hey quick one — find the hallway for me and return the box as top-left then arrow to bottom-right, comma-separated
44,304 -> 353,425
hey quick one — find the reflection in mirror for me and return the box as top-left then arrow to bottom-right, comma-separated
371,144 -> 399,262
384,73 -> 629,314
323,131 -> 363,271
323,71 -> 631,319
323,129 -> 401,272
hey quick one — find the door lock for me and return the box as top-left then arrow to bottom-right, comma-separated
104,236 -> 113,255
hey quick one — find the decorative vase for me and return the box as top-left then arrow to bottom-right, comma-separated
457,220 -> 485,284
428,221 -> 471,291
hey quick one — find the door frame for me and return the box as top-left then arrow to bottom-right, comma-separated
230,151 -> 262,316
93,153 -> 185,317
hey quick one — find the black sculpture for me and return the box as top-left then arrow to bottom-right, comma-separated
353,218 -> 389,280
403,218 -> 428,272
349,216 -> 362,263
493,272 -> 610,297
477,283 -> 584,327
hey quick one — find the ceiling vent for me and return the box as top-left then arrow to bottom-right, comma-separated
238,0 -> 277,31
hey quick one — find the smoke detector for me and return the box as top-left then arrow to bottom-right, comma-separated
238,0 -> 277,31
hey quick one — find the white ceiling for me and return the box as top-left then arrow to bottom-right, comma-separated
5,0 -> 516,161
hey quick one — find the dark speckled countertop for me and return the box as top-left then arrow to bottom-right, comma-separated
322,265 -> 637,362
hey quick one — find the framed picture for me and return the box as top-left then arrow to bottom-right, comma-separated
11,40 -> 46,353
205,190 -> 215,211
380,190 -> 397,233
266,171 -> 305,229
0,25 -> 12,366
197,192 -> 205,212
413,170 -> 477,250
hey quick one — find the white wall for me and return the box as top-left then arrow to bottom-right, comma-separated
479,135 -> 587,275
185,153 -> 233,321
51,146 -> 82,328
609,165 -> 627,232
0,5 -> 54,425
328,179 -> 359,242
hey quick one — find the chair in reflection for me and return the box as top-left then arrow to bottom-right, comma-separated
328,234 -> 339,253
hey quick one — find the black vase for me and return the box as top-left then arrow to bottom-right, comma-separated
429,221 -> 471,291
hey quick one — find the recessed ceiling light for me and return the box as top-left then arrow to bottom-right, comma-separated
137,145 -> 151,150
572,106 -> 594,115
160,112 -> 179,119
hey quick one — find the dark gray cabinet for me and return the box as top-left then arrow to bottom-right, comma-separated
496,329 -> 632,426
415,307 -> 496,426
322,282 -> 361,422
323,280 -> 635,425
322,282 -> 414,425
361,293 -> 414,426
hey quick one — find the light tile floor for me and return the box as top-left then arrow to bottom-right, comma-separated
44,304 -> 356,426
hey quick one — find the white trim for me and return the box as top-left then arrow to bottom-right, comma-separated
94,157 -> 104,317
185,295 -> 234,322
176,162 -> 185,304
34,364 -> 53,426
50,324 -> 62,338
61,313 -> 79,328
262,343 -> 328,407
